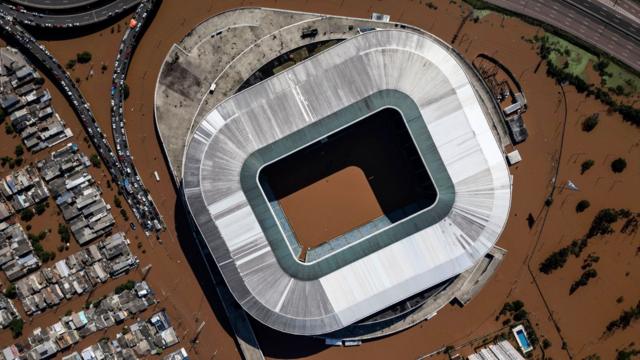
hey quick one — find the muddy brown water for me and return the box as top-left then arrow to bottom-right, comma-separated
0,0 -> 637,359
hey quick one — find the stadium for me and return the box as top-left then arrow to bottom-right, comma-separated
155,8 -> 512,338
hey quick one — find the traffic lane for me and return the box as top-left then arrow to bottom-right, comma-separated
563,0 -> 640,41
0,0 -> 139,26
9,0 -> 101,10
0,17 -> 158,226
486,0 -> 640,71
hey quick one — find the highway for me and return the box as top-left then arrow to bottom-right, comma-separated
0,0 -> 140,28
0,12 -> 164,233
7,0 -> 102,11
110,0 -> 163,231
485,0 -> 640,72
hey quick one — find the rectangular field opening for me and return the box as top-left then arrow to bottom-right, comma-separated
258,107 -> 437,256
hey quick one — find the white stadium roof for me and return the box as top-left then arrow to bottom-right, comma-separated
182,29 -> 512,335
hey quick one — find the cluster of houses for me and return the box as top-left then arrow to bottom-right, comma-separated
0,47 -> 72,153
15,232 -> 139,315
0,292 -> 20,330
65,310 -> 179,359
0,281 -> 158,360
163,348 -> 190,360
0,165 -> 50,211
39,143 -> 116,245
0,222 -> 40,282
55,310 -> 179,360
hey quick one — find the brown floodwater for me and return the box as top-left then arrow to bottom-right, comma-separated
0,0 -> 637,359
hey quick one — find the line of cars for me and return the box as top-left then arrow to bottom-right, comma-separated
0,11 -> 164,233
110,0 -> 163,233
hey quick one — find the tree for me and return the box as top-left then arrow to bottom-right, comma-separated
581,159 -> 595,174
101,63 -> 108,72
14,144 -> 24,157
4,284 -> 17,299
58,223 -> 70,243
66,59 -> 77,69
115,280 -> 136,294
582,114 -> 599,132
114,195 -> 122,208
539,247 -> 570,274
34,202 -> 46,215
8,319 -> 23,338
120,208 -> 129,221
122,82 -> 130,100
20,208 -> 34,222
611,158 -> 627,173
4,123 -> 12,135
576,200 -> 591,213
90,153 -> 101,168
76,51 -> 92,64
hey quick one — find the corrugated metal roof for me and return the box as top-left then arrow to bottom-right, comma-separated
182,29 -> 511,335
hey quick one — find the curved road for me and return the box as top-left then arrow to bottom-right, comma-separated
0,0 -> 140,28
7,0 -> 102,11
110,0 -> 163,231
0,13 -> 164,232
486,0 -> 640,72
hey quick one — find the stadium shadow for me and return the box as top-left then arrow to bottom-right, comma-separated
260,107 -> 437,223
173,192 -> 333,358
171,198 -> 237,343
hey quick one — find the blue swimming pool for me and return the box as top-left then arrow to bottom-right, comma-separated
516,329 -> 532,350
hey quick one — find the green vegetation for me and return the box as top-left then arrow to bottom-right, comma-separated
581,159 -> 595,174
581,114 -> 599,132
29,230 -> 55,263
539,247 -> 570,274
540,209 -> 631,274
569,268 -> 597,294
8,318 -> 23,338
621,213 -> 639,235
616,348 -> 640,360
497,300 -> 539,348
66,59 -> 77,69
542,338 -> 552,350
587,208 -> 623,238
499,300 -> 527,322
576,200 -> 591,213
14,144 -> 23,157
1,156 -> 13,168
606,301 -> 640,334
4,123 -> 13,135
611,158 -> 627,173
115,280 -> 136,294
535,34 -> 640,127
120,208 -> 129,221
20,208 -> 34,222
34,202 -> 46,215
76,51 -> 92,64
58,223 -> 70,243
4,284 -> 17,299
90,153 -> 101,168
114,195 -> 122,208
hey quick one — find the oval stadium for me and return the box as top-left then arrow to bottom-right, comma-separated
155,8 -> 512,338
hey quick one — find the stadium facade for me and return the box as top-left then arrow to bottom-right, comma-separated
156,8 -> 512,338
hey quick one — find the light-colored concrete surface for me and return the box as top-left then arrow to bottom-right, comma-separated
154,8 -> 420,179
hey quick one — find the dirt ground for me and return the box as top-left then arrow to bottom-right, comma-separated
0,0 -> 637,359
279,165 -> 383,249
